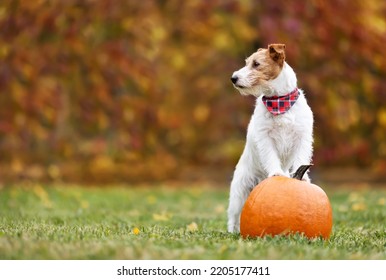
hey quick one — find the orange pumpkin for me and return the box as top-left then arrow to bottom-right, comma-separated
240,165 -> 333,239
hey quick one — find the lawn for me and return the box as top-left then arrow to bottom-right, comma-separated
0,183 -> 385,259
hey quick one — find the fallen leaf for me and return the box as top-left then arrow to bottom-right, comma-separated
132,227 -> 140,235
352,202 -> 366,211
186,222 -> 198,232
152,212 -> 172,221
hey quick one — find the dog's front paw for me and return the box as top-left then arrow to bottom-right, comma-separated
301,173 -> 311,182
268,171 -> 289,178
227,222 -> 240,233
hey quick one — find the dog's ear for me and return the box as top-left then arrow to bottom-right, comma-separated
268,44 -> 286,66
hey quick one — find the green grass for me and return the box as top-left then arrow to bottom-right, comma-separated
0,183 -> 385,259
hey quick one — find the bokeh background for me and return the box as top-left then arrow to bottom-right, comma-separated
0,0 -> 385,185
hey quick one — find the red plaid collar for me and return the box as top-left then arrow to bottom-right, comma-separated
262,88 -> 299,115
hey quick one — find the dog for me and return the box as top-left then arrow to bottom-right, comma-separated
227,44 -> 314,233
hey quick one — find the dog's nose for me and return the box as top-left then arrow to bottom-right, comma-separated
231,76 -> 238,84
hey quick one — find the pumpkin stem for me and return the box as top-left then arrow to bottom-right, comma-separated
292,165 -> 312,180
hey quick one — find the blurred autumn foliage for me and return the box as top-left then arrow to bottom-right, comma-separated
0,0 -> 386,183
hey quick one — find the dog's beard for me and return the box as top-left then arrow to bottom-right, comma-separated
237,87 -> 258,96
235,84 -> 271,97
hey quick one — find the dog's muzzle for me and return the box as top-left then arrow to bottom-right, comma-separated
231,76 -> 245,88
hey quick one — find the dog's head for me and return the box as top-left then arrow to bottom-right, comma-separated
231,44 -> 286,96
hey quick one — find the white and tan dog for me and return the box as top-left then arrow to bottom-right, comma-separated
227,44 -> 314,233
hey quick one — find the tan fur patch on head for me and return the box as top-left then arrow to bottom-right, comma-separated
245,45 -> 285,87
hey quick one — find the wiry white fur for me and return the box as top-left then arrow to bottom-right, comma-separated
227,62 -> 314,233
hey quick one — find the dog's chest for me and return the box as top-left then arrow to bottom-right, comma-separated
266,112 -> 298,142
251,109 -> 302,155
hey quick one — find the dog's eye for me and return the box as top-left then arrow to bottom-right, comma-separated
252,60 -> 260,68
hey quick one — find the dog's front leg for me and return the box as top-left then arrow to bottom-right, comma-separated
257,136 -> 289,178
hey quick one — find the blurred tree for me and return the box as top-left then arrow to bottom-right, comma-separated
0,0 -> 385,183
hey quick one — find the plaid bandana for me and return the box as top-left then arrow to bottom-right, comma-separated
262,88 -> 299,115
